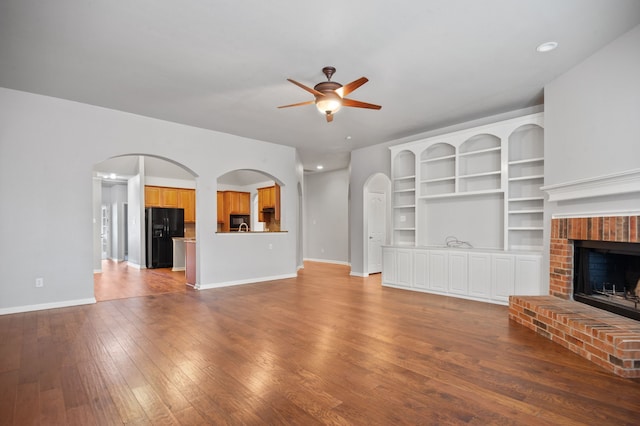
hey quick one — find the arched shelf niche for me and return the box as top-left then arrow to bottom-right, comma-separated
420,142 -> 455,196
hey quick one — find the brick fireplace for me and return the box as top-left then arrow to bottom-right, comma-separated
510,215 -> 640,378
548,216 -> 639,299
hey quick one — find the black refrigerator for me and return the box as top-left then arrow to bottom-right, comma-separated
146,207 -> 185,268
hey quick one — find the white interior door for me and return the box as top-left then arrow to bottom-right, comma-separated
367,192 -> 386,273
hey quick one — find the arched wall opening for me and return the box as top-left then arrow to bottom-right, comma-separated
93,154 -> 198,275
216,169 -> 286,233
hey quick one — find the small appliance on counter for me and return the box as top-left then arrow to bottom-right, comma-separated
146,207 -> 185,268
229,214 -> 250,231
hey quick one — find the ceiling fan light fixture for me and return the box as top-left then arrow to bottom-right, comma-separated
278,66 -> 380,122
316,94 -> 342,115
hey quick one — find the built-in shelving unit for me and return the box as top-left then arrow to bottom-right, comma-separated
386,113 -> 545,303
389,113 -> 544,250
507,124 -> 544,250
391,150 -> 416,246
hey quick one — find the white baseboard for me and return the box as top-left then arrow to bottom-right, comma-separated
303,258 -> 350,266
350,271 -> 368,277
172,267 -> 186,272
0,298 -> 97,316
196,273 -> 298,290
127,261 -> 143,269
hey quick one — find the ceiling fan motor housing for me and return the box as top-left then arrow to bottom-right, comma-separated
313,81 -> 342,95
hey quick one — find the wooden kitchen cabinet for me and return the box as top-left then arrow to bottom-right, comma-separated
222,191 -> 250,215
144,186 -> 161,206
145,185 -> 196,223
258,184 -> 280,222
238,192 -> 250,215
177,189 -> 196,223
217,191 -> 224,223
161,188 -> 179,207
219,191 -> 250,231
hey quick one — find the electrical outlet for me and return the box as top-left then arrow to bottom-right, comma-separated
400,215 -> 406,222
35,278 -> 44,288
268,243 -> 273,250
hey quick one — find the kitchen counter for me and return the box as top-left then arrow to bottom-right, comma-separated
184,239 -> 196,286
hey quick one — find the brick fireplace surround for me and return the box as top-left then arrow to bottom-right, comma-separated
509,215 -> 640,378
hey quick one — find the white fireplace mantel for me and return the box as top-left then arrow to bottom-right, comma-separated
541,168 -> 640,202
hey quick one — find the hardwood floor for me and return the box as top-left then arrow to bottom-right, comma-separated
94,260 -> 188,301
2,261 -> 639,425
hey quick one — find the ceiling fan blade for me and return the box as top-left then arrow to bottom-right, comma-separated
338,77 -> 368,97
342,98 -> 382,110
287,79 -> 325,97
326,112 -> 334,123
277,100 -> 315,109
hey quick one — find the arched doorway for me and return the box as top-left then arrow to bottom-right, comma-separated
93,155 -> 197,300
363,173 -> 391,276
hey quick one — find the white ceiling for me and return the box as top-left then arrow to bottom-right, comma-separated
2,0 -> 639,172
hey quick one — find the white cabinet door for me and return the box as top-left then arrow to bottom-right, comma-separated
515,255 -> 542,295
382,247 -> 396,285
448,252 -> 468,295
414,249 -> 429,289
396,248 -> 413,288
492,254 -> 515,302
468,253 -> 491,299
428,251 -> 448,293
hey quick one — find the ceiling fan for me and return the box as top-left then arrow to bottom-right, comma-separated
278,66 -> 381,122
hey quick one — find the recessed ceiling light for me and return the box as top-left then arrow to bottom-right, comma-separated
345,136 -> 352,141
316,165 -> 324,170
536,41 -> 558,53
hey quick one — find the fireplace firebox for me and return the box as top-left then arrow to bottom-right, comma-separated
573,240 -> 640,321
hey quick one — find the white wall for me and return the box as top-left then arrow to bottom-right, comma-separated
0,88 -> 300,313
545,24 -> 640,186
92,178 -> 102,272
540,24 -> 640,294
304,168 -> 349,264
127,173 -> 144,268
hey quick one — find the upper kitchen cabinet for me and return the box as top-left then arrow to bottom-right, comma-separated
222,191 -> 250,215
258,184 -> 280,222
177,189 -> 196,223
144,186 -> 161,206
145,185 -> 196,223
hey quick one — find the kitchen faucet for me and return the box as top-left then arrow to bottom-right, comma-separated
238,222 -> 249,232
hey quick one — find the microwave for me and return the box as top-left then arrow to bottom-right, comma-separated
230,214 -> 250,229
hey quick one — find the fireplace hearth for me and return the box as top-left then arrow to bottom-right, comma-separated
510,215 -> 640,377
573,240 -> 640,321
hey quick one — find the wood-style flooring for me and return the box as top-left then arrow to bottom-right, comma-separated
2,261 -> 639,425
94,260 -> 187,301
